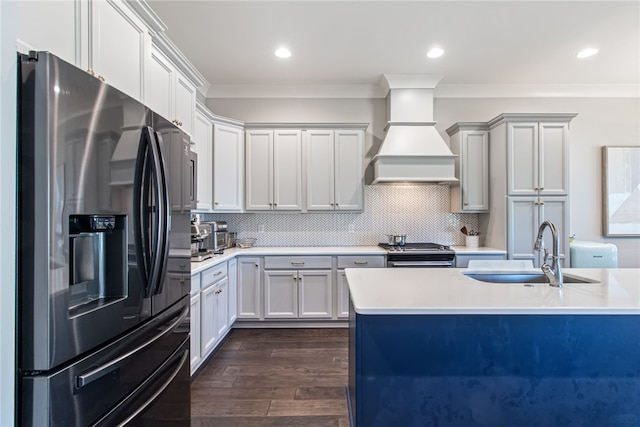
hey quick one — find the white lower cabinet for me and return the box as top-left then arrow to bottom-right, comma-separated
263,256 -> 334,320
191,260 -> 236,375
264,269 -> 332,319
336,256 -> 385,319
237,257 -> 262,319
189,291 -> 201,375
228,258 -> 238,324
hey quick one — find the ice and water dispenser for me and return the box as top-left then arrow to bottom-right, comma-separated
69,214 -> 127,316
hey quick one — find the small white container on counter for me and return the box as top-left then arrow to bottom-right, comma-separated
465,235 -> 479,248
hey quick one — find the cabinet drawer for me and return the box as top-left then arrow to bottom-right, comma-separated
264,256 -> 332,269
167,256 -> 190,273
190,273 -> 201,293
337,256 -> 385,269
202,261 -> 228,288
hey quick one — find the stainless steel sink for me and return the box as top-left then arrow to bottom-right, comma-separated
463,272 -> 599,284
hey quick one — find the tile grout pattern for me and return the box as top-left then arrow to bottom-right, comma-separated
203,185 -> 478,246
191,328 -> 350,427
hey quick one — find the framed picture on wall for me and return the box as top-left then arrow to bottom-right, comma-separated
602,146 -> 640,236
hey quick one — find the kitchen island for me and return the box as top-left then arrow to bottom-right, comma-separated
345,268 -> 640,427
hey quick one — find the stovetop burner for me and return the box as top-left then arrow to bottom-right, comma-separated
378,242 -> 453,253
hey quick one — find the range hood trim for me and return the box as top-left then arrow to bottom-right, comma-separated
372,74 -> 459,184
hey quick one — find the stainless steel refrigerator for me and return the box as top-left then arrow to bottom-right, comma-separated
17,51 -> 191,426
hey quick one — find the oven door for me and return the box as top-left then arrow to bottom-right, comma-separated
386,253 -> 455,268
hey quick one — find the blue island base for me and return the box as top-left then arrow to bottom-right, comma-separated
348,312 -> 640,427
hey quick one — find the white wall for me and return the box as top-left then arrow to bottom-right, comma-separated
208,96 -> 640,267
0,1 -> 17,425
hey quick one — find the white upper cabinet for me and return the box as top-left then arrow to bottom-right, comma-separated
88,0 -> 148,101
507,121 -> 570,196
16,0 -> 80,66
144,45 -> 175,121
16,0 -> 148,101
246,129 -> 302,211
174,72 -> 196,136
446,123 -> 489,212
193,106 -> 213,211
305,128 -> 365,211
145,42 -> 196,136
213,122 -> 244,212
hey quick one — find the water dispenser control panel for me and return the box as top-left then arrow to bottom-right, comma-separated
90,215 -> 115,231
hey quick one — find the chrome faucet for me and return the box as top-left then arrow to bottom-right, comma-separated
533,220 -> 563,288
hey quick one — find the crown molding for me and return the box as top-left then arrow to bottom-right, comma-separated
206,83 -> 639,99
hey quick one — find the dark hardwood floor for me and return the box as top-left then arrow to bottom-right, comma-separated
191,328 -> 351,427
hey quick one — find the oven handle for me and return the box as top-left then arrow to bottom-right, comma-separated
388,261 -> 454,268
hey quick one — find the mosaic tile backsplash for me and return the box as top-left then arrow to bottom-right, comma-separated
201,185 -> 479,247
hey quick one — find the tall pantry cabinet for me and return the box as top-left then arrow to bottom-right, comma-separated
481,113 -> 577,267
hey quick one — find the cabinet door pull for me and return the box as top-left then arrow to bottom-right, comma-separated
291,261 -> 305,266
354,261 -> 368,265
214,271 -> 223,276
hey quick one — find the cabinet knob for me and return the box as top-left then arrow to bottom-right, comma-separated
269,202 -> 273,206
335,203 -> 339,207
330,203 -> 334,206
86,68 -> 95,76
214,201 -> 219,205
215,289 -> 222,295
273,203 -> 277,207
98,75 -> 105,82
255,263 -> 259,267
464,202 -> 469,206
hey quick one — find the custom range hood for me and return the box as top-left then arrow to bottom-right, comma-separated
372,74 -> 457,184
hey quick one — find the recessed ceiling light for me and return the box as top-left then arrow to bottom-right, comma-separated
275,47 -> 292,59
577,48 -> 599,59
427,47 -> 444,59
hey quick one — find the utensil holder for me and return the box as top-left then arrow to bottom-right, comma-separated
466,235 -> 479,248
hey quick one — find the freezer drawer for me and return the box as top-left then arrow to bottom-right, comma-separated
21,296 -> 189,427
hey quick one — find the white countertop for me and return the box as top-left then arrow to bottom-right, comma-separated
345,267 -> 640,315
191,246 -> 387,274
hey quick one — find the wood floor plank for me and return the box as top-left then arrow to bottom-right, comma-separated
268,399 -> 349,417
295,387 -> 347,400
191,387 -> 295,401
233,375 -> 347,388
192,416 -> 341,427
240,340 -> 347,350
222,365 -> 347,377
191,399 -> 271,417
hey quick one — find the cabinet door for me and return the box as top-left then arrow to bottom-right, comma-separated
539,123 -> 569,196
213,124 -> 244,211
200,283 -> 218,358
144,45 -> 174,121
237,257 -> 262,319
461,130 -> 489,211
189,292 -> 201,375
16,0 -> 80,66
507,123 -> 539,196
507,196 -> 539,264
337,270 -> 350,319
214,278 -> 229,337
228,258 -> 238,324
334,130 -> 364,211
193,111 -> 213,211
174,72 -> 196,136
89,0 -> 147,101
539,196 -> 569,266
298,270 -> 333,319
273,130 -> 302,211
306,130 -> 335,210
245,131 -> 273,210
264,270 -> 298,318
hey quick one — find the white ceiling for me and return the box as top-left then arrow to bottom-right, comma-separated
146,1 -> 640,98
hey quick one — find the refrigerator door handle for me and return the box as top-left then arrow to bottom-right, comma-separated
115,349 -> 188,427
75,303 -> 188,390
150,129 -> 170,296
146,129 -> 167,297
134,127 -> 155,297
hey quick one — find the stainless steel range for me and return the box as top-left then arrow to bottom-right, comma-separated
379,243 -> 456,268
